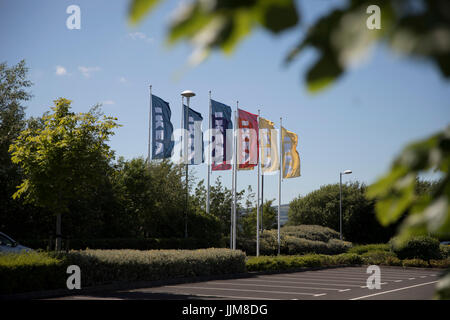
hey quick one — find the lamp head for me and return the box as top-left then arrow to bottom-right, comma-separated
181,90 -> 196,98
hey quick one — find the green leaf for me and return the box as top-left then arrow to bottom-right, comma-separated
305,53 -> 343,93
129,0 -> 161,25
258,0 -> 299,34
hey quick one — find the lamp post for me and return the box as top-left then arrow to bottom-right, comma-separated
339,169 -> 352,240
181,90 -> 195,239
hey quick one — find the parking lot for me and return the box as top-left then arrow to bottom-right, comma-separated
53,266 -> 442,300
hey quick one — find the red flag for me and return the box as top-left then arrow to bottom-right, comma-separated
237,108 -> 259,170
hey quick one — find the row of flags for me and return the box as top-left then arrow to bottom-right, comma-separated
150,94 -> 300,178
149,87 -> 301,256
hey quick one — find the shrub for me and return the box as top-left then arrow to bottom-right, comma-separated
361,250 -> 399,265
348,244 -> 391,255
0,252 -> 66,294
429,258 -> 450,268
19,237 -> 225,251
245,253 -> 363,272
281,225 -> 340,242
0,248 -> 246,294
402,259 -> 429,268
440,245 -> 450,259
330,253 -> 364,265
391,236 -> 442,261
238,229 -> 351,256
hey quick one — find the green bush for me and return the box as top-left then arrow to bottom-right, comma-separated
0,248 -> 246,294
440,245 -> 450,259
246,253 -> 363,272
238,228 -> 351,256
19,237 -> 225,251
348,244 -> 391,255
361,250 -> 400,265
429,258 -> 450,268
402,258 -> 430,268
281,225 -> 340,242
391,236 -> 442,261
0,252 -> 66,294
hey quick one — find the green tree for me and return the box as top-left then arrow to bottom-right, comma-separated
240,199 -> 277,239
9,98 -> 120,250
288,182 -> 394,243
0,60 -> 35,236
194,176 -> 245,238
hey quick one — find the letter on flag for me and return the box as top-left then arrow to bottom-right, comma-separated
259,117 -> 279,174
152,95 -> 174,159
211,99 -> 233,171
183,105 -> 204,165
281,127 -> 300,178
237,109 -> 259,170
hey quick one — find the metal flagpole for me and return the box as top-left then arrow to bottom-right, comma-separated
261,174 -> 264,232
148,85 -> 153,163
256,109 -> 260,257
230,109 -> 235,249
278,117 -> 282,255
184,97 -> 190,239
233,102 -> 238,250
207,91 -> 212,214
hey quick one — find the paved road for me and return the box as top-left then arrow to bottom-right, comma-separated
49,266 -> 442,300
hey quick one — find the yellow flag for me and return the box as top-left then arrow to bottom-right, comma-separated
282,127 -> 300,179
259,117 -> 279,173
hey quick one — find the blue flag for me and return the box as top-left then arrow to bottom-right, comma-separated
151,95 -> 174,159
211,99 -> 233,171
183,105 -> 204,165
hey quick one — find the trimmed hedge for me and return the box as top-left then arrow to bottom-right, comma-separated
361,250 -> 402,266
0,252 -> 65,294
0,248 -> 246,294
18,237 -> 225,251
348,244 -> 391,255
246,253 -> 363,272
281,225 -> 340,242
391,236 -> 442,261
238,229 -> 351,256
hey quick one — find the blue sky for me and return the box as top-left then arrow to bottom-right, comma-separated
1,0 -> 449,205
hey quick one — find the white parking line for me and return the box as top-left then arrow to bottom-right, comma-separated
316,266 -> 433,276
257,275 -> 376,284
273,273 -> 416,282
238,278 -> 363,288
313,269 -> 435,277
350,281 -> 439,300
176,292 -> 278,300
205,281 -> 349,292
164,285 -> 326,297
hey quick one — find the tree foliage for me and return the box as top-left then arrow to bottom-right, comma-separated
9,98 -> 119,215
128,0 -> 449,90
288,181 -> 394,243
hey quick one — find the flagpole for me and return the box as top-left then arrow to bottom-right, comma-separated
181,90 -> 196,239
256,109 -> 260,257
207,91 -> 212,214
148,85 -> 152,162
230,108 -> 235,250
233,102 -> 239,250
261,173 -> 264,232
278,117 -> 282,255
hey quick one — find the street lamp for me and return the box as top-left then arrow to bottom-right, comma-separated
181,90 -> 195,239
339,169 -> 352,240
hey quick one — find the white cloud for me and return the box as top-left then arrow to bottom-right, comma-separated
118,76 -> 127,83
127,32 -> 153,43
78,66 -> 101,78
55,65 -> 67,76
102,100 -> 115,105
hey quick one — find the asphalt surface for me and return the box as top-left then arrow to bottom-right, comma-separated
48,266 -> 442,300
